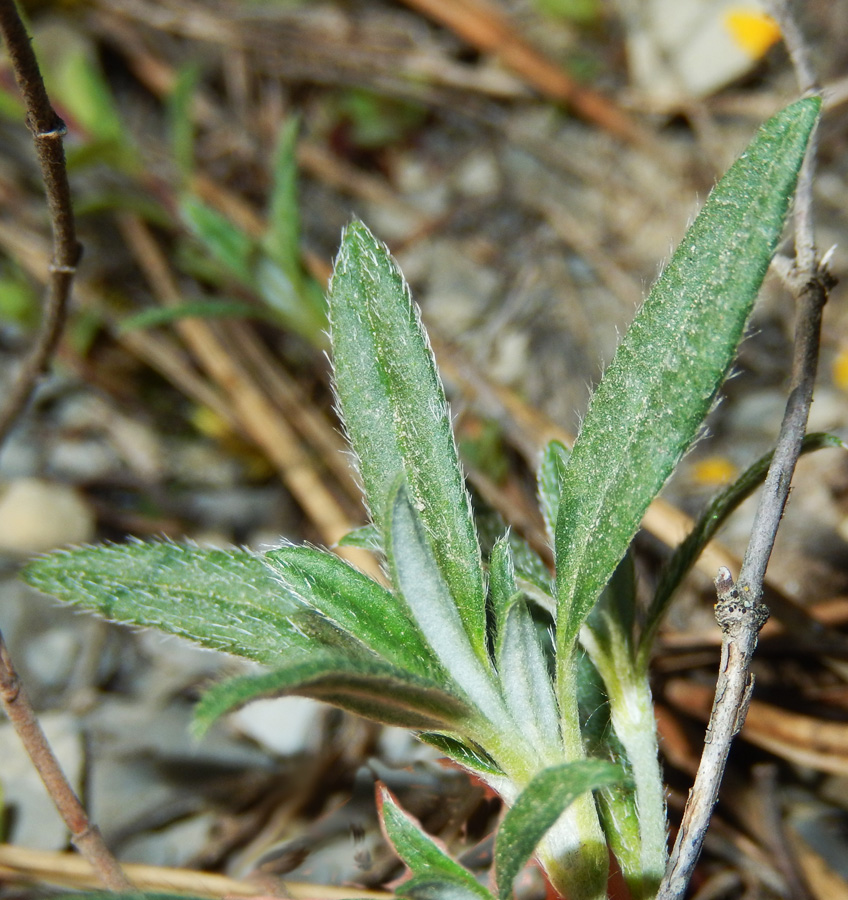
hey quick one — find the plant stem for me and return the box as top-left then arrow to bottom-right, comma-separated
0,0 -> 80,446
659,243 -> 832,900
542,660 -> 609,900
659,9 -> 833,890
0,632 -> 133,891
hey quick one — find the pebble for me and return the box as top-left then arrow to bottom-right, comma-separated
0,477 -> 95,555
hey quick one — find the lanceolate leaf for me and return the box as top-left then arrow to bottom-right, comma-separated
555,97 -> 820,658
488,535 -> 517,646
264,545 -> 444,679
418,733 -> 504,777
328,221 -> 488,663
193,654 -> 472,736
494,760 -> 627,900
538,440 -> 571,546
496,600 -> 561,760
379,786 -> 494,900
638,430 -> 844,666
263,116 -> 303,279
22,542 -> 331,664
180,196 -> 254,284
388,483 -> 507,731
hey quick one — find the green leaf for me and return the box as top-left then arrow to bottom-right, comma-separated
387,483 -> 507,731
418,733 -> 504,777
504,531 -> 554,604
22,542 -> 340,664
44,36 -> 133,161
379,786 -> 494,899
263,116 -> 303,279
638,431 -> 845,667
584,551 -> 637,656
167,63 -> 200,179
496,599 -> 561,760
328,221 -> 488,663
180,197 -> 255,284
494,760 -> 627,900
555,97 -> 820,658
194,653 -> 472,735
255,256 -> 328,345
595,783 -> 655,900
336,522 -> 381,550
488,534 -> 517,644
117,299 -> 273,334
401,876 -> 495,900
538,440 -> 571,546
263,545 -> 444,679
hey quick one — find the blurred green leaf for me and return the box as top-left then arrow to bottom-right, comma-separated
168,63 -> 201,180
0,269 -> 39,330
180,197 -> 255,284
118,299 -> 275,334
263,116 -> 302,278
255,255 -> 327,345
638,430 -> 845,667
532,0 -> 601,23
332,89 -> 427,149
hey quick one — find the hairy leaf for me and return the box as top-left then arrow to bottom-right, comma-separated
494,760 -> 627,900
194,653 -> 472,735
387,483 -> 508,731
488,535 -> 517,648
538,439 -> 571,546
418,733 -> 504,777
328,221 -> 488,662
22,541 -> 339,664
263,545 -> 444,678
379,786 -> 494,899
497,599 -> 561,759
555,97 -> 820,657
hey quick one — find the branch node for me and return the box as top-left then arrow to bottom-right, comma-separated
715,578 -> 769,635
32,119 -> 67,140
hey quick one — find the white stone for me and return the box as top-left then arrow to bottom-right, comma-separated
0,478 -> 95,555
